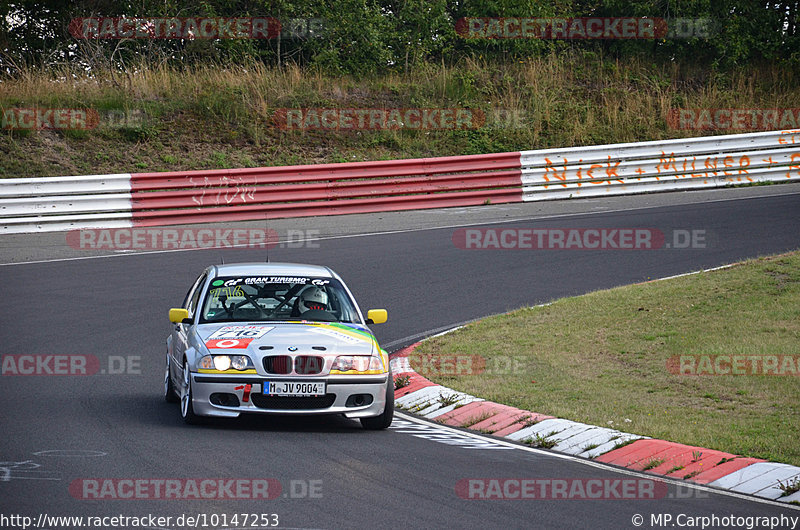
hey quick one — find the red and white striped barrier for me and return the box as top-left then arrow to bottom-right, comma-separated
3,129 -> 799,233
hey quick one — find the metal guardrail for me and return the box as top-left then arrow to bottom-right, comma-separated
2,130 -> 798,233
128,152 -> 522,226
520,129 -> 800,201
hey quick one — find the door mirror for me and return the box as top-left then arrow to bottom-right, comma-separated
169,308 -> 191,324
366,309 -> 388,325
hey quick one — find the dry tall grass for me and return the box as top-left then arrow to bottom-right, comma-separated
1,53 -> 798,177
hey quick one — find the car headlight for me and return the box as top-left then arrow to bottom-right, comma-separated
199,356 -> 215,370
231,355 -> 248,370
331,355 -> 384,373
213,355 -> 232,371
199,355 -> 253,371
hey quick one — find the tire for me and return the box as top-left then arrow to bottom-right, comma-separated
180,359 -> 201,425
164,353 -> 179,403
360,372 -> 394,430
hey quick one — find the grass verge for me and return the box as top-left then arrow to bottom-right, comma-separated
409,251 -> 800,466
2,53 -> 798,178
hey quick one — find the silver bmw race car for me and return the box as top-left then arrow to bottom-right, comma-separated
164,262 -> 393,429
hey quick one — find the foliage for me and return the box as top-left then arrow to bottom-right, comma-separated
2,0 -> 798,77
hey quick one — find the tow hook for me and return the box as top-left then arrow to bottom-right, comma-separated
234,384 -> 252,403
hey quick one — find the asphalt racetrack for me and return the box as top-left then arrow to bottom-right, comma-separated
1,184 -> 799,529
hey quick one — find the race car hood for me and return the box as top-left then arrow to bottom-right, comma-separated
195,321 -> 378,357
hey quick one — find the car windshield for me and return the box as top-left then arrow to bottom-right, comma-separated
199,275 -> 360,324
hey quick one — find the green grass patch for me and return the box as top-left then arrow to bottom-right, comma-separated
462,411 -> 494,428
438,393 -> 460,407
778,477 -> 800,497
394,375 -> 410,389
642,458 -> 666,471
523,433 -> 558,449
410,251 -> 800,466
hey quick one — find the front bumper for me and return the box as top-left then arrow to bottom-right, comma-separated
190,373 -> 389,418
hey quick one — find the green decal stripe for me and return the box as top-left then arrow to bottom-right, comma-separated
329,322 -> 375,340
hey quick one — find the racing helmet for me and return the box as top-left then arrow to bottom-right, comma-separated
299,286 -> 328,311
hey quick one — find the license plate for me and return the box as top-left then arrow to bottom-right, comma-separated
264,381 -> 326,396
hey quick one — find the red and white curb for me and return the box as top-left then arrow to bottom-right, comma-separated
390,342 -> 800,504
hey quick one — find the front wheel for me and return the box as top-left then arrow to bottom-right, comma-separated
180,359 -> 201,425
360,373 -> 394,430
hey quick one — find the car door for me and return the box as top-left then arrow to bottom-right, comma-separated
170,272 -> 207,376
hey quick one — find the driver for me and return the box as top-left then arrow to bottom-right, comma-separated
298,286 -> 328,313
